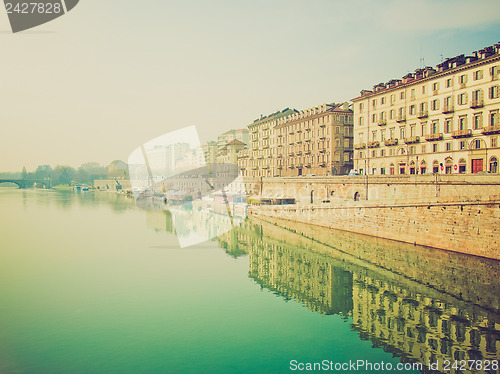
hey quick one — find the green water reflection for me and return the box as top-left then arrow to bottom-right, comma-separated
1,189 -> 498,373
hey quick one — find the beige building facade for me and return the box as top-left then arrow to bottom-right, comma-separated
241,108 -> 298,177
274,103 -> 353,176
352,43 -> 500,175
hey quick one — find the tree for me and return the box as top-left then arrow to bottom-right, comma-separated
52,165 -> 75,186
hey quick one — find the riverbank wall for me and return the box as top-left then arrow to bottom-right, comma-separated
245,174 -> 500,259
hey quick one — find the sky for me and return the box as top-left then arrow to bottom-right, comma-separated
1,0 -> 500,171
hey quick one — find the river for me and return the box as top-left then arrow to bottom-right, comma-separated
0,188 -> 498,373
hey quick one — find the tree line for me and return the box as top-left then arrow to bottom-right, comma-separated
0,161 -> 128,187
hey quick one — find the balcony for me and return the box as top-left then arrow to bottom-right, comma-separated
384,138 -> 398,146
354,143 -> 366,149
482,125 -> 500,135
460,82 -> 466,89
377,119 -> 387,126
367,141 -> 380,148
425,133 -> 443,141
396,115 -> 406,123
470,99 -> 484,108
404,136 -> 420,144
451,129 -> 472,138
442,105 -> 454,114
417,110 -> 428,119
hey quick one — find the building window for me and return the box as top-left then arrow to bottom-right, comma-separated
380,130 -> 385,141
491,137 -> 497,148
459,116 -> 467,130
432,121 -> 439,134
474,139 -> 482,149
411,88 -> 416,99
381,149 -> 385,157
410,125 -> 415,137
409,105 -> 415,115
358,152 -> 363,159
460,140 -> 466,150
446,78 -> 453,88
422,85 -> 426,94
359,117 -> 364,126
491,66 -> 499,79
421,123 -> 426,135
489,85 -> 499,99
381,97 -> 386,104
390,128 -> 395,139
381,167 -> 386,175
445,119 -> 452,133
372,113 -> 377,123
390,94 -> 396,104
446,142 -> 452,151
473,70 -> 483,80
432,82 -> 439,91
359,103 -> 364,112
421,144 -> 426,153
459,74 -> 467,84
491,110 -> 499,126
372,99 -> 376,108
410,146 -> 415,154
473,114 -> 482,129
372,131 -> 376,141
458,93 -> 467,105
433,144 -> 438,152
431,99 -> 439,110
372,150 -> 376,158
389,109 -> 395,119
400,127 -> 405,139
400,92 -> 405,100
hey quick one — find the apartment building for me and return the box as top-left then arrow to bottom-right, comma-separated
241,108 -> 298,177
273,103 -> 354,176
352,43 -> 500,175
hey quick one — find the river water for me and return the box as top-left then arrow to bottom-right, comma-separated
0,189 -> 498,373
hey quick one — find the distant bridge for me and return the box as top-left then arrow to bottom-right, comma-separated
0,179 -> 50,189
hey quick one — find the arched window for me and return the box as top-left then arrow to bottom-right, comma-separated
445,157 -> 453,174
354,191 -> 360,201
420,160 -> 427,174
433,160 -> 439,173
390,163 -> 395,175
490,157 -> 498,173
458,158 -> 466,173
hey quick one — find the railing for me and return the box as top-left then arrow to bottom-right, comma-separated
442,105 -> 454,114
377,119 -> 387,126
417,110 -> 428,118
451,129 -> 472,138
470,99 -> 484,108
367,141 -> 380,148
482,125 -> 500,135
384,138 -> 398,146
425,133 -> 443,141
396,115 -> 406,122
404,136 -> 420,144
354,143 -> 366,149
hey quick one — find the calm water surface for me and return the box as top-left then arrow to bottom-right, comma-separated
0,189 -> 498,373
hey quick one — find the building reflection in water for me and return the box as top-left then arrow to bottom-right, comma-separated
218,218 -> 500,374
144,210 -> 499,373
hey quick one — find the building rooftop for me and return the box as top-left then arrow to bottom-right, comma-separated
352,42 -> 500,101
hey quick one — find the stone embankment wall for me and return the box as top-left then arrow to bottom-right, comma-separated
246,174 -> 500,260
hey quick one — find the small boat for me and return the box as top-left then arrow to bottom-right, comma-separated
81,185 -> 89,191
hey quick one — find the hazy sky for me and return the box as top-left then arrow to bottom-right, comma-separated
1,0 -> 500,171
